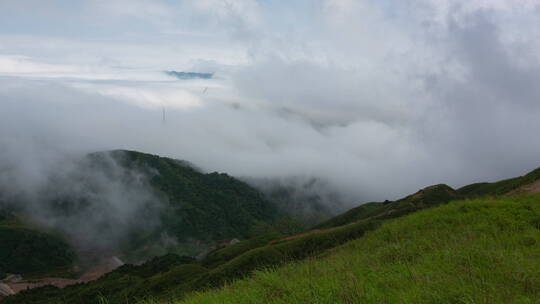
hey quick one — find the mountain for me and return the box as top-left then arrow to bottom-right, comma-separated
164,71 -> 213,80
0,150 -> 280,277
314,167 -> 540,230
110,150 -> 279,249
5,165 -> 540,303
245,176 -> 347,226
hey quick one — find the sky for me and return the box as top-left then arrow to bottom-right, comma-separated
1,0 -> 540,204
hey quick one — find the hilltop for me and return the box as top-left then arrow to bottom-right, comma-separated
315,166 -> 540,230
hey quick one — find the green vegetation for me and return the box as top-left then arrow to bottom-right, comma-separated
2,254 -> 200,304
315,184 -> 459,229
457,167 -> 540,197
0,149 -> 288,301
5,218 -> 378,303
0,220 -> 74,276
4,155 -> 540,303
194,220 -> 379,291
105,150 -> 279,251
180,194 -> 540,303
315,166 -> 540,231
202,233 -> 282,269
113,254 -> 196,279
0,149 -> 281,265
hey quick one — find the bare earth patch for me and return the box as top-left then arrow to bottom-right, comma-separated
507,180 -> 540,195
2,257 -> 124,298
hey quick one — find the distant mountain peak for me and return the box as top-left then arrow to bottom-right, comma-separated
164,71 -> 213,80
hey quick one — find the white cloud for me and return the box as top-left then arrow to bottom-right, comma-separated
0,55 -> 77,74
193,0 -> 262,28
80,84 -> 204,110
90,0 -> 174,26
2,0 -> 540,204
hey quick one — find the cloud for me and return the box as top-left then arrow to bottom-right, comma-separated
90,0 -> 174,26
192,0 -> 262,35
415,11 -> 540,180
1,0 -> 540,210
0,55 -> 78,74
82,83 -> 204,110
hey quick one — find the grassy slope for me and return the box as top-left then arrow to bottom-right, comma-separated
314,167 -> 540,231
456,167 -> 540,197
201,233 -> 283,269
179,194 -> 540,304
314,184 -> 460,230
4,220 -> 381,303
192,220 -> 380,291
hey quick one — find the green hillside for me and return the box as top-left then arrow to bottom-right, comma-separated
5,161 -> 540,303
93,150 -> 280,248
0,149 -> 283,281
3,220 -> 380,303
178,194 -> 540,304
314,184 -> 459,230
0,220 -> 75,276
456,167 -> 540,197
0,150 -> 281,262
314,167 -> 540,230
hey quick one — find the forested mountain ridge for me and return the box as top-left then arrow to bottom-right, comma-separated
0,150 -> 280,279
108,150 -> 279,244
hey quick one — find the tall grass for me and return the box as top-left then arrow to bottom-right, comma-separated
179,195 -> 540,304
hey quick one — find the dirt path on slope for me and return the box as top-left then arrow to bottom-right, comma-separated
507,179 -> 540,195
4,257 -> 123,297
7,278 -> 83,294
266,227 -> 342,246
265,208 -> 406,247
